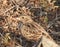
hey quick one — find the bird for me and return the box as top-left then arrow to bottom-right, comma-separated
16,16 -> 53,42
1,15 -> 53,47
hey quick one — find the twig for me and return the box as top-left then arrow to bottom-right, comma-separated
5,6 -> 15,13
4,6 -> 15,14
47,17 -> 60,28
0,6 -> 15,16
0,33 -> 4,38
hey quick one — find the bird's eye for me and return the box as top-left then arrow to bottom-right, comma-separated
22,17 -> 24,19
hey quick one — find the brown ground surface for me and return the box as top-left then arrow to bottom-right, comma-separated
0,0 -> 60,47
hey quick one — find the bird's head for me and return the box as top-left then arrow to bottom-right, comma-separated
16,16 -> 33,24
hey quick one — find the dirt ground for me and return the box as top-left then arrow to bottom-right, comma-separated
0,0 -> 60,47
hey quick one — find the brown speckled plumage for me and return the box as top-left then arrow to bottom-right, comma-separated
17,16 -> 53,42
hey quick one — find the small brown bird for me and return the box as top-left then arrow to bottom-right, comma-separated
16,16 -> 52,42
